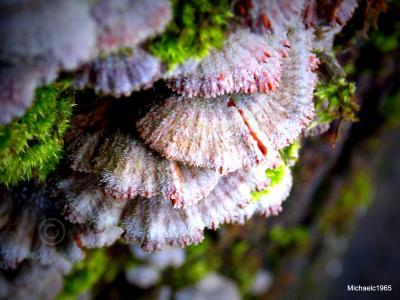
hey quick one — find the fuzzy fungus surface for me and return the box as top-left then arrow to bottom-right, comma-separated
0,2 -> 370,295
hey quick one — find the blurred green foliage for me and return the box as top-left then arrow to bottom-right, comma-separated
269,226 -> 310,249
369,22 -> 400,53
224,240 -> 258,293
163,237 -> 259,294
56,249 -> 108,300
319,171 -> 373,234
0,82 -> 73,186
149,0 -> 232,69
165,239 -> 221,288
267,226 -> 310,268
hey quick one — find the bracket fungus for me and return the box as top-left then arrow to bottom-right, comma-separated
57,161 -> 274,252
137,27 -> 317,174
0,184 -> 83,270
0,260 -> 67,300
0,0 -> 95,124
92,0 -> 172,54
167,29 -> 289,98
0,0 -> 366,285
0,0 -> 96,70
0,63 -> 57,124
304,0 -> 359,51
67,130 -> 221,208
0,0 -> 172,124
75,49 -> 161,98
236,0 -> 306,34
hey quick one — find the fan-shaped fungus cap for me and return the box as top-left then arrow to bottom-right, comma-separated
75,49 -> 161,98
167,29 -> 289,98
137,27 -> 317,174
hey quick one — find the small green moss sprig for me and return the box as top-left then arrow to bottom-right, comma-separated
311,77 -> 359,128
279,141 -> 300,166
56,249 -> 108,300
252,142 -> 300,200
0,82 -> 74,186
149,0 -> 233,69
252,164 -> 287,201
265,165 -> 286,189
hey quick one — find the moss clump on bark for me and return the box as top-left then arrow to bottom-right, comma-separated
0,82 -> 73,186
312,77 -> 358,128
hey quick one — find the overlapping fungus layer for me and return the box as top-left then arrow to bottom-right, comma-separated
0,0 -> 361,270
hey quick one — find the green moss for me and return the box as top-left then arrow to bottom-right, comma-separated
252,142 -> 299,201
311,77 -> 358,128
266,165 -> 286,188
343,63 -> 355,76
56,249 -> 108,300
149,0 -> 232,69
279,141 -> 301,165
0,82 -> 74,186
252,164 -> 286,201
